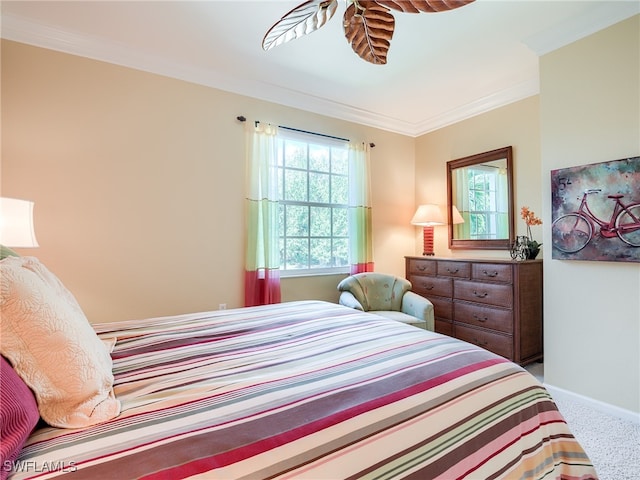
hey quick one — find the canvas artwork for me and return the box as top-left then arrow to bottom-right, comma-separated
550,156 -> 640,263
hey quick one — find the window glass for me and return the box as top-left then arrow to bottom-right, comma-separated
467,167 -> 500,239
277,131 -> 350,274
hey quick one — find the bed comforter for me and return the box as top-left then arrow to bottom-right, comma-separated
10,301 -> 597,479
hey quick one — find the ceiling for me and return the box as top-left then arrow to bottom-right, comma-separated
2,1 -> 638,136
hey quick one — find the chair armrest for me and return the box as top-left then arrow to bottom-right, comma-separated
401,292 -> 435,331
339,291 -> 365,311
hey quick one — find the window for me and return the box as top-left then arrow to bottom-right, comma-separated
276,131 -> 350,275
466,166 -> 503,240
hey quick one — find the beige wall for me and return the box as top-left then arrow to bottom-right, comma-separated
414,96 -> 541,259
539,16 -> 639,413
1,40 -> 416,323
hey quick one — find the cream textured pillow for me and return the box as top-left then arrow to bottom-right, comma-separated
0,256 -> 121,428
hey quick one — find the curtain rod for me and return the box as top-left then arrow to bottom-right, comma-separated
236,115 -> 375,147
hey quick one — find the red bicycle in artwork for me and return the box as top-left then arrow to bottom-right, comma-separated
551,189 -> 640,253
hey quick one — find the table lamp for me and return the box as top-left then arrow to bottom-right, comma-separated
0,197 -> 39,248
411,204 -> 445,256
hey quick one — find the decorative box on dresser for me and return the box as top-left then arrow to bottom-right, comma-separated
405,256 -> 543,366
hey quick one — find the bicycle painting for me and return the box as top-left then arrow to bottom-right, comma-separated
551,156 -> 640,263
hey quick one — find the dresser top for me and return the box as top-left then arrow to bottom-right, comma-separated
405,256 -> 542,264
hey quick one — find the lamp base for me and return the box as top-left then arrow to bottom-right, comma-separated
422,225 -> 435,256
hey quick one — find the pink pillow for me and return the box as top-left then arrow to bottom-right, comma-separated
0,356 -> 40,480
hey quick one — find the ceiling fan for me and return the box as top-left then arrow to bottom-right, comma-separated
262,0 -> 476,65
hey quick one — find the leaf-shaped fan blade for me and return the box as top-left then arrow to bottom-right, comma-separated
344,1 -> 395,65
375,0 -> 475,14
263,0 -> 339,51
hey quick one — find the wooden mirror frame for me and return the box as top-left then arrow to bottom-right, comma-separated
447,146 -> 514,250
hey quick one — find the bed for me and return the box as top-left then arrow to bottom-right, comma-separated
1,257 -> 597,479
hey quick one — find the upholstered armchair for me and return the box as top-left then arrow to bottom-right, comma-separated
337,273 -> 434,331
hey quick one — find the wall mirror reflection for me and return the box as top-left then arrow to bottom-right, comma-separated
447,146 -> 514,250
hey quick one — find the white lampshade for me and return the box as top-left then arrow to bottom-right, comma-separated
411,204 -> 445,226
0,197 -> 39,247
451,205 -> 465,224
435,205 -> 465,225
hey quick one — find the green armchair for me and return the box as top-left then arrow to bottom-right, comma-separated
337,273 -> 434,331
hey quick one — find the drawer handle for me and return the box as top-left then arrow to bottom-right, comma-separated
416,264 -> 427,271
473,314 -> 488,322
472,337 -> 489,347
483,270 -> 498,277
421,283 -> 434,290
447,267 -> 459,274
472,290 -> 488,298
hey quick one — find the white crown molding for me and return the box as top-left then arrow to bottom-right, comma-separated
235,81 -> 421,137
3,6 -> 638,137
413,77 -> 540,136
0,12 -> 534,138
523,1 -> 640,56
1,13 -> 422,135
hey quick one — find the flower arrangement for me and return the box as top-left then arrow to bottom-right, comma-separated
521,206 -> 542,258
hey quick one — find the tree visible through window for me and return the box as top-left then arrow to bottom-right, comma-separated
467,166 -> 500,239
277,132 -> 350,274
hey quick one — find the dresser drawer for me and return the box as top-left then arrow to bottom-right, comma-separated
410,275 -> 453,298
429,296 -> 452,320
454,302 -> 513,334
472,263 -> 513,284
454,280 -> 513,308
407,258 -> 436,276
455,324 -> 513,360
437,261 -> 470,278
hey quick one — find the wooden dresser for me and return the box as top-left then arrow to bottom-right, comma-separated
405,256 -> 543,365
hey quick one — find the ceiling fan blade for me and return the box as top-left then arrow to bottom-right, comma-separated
343,1 -> 395,65
262,0 -> 339,51
374,0 -> 475,14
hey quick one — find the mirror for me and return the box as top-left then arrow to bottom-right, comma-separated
447,146 -> 514,250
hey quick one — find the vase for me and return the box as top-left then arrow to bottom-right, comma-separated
510,236 -> 529,261
525,247 -> 540,260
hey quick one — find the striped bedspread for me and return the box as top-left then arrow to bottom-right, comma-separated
10,301 -> 596,479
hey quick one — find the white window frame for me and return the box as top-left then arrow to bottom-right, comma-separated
467,165 -> 501,240
276,130 -> 351,278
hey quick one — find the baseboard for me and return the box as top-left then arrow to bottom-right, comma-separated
544,382 -> 640,425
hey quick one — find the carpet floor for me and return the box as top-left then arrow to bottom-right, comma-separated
525,363 -> 640,480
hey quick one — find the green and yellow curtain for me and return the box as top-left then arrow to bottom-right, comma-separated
244,122 -> 281,306
348,143 -> 374,274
